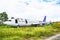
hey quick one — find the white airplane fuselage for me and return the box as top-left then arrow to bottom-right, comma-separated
3,18 -> 40,26
3,16 -> 47,26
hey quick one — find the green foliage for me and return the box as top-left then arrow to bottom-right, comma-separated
0,25 -> 11,28
0,12 -> 8,21
1,36 -> 22,40
0,25 -> 60,40
52,23 -> 60,29
0,21 -> 3,25
0,36 -> 42,40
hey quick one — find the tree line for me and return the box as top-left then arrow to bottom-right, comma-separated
0,12 -> 8,21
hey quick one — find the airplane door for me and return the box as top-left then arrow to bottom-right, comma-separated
25,19 -> 28,24
15,19 -> 18,23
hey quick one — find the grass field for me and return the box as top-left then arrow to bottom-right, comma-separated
0,23 -> 60,40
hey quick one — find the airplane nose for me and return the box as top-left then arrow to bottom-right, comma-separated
3,22 -> 8,24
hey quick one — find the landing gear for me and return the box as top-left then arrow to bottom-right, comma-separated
31,24 -> 40,27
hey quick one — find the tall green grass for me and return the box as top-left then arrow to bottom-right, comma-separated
0,23 -> 60,40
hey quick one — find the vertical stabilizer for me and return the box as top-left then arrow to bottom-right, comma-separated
43,16 -> 46,22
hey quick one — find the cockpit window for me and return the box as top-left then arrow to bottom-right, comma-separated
8,20 -> 11,21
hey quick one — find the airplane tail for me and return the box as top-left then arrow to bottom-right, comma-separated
43,16 -> 46,22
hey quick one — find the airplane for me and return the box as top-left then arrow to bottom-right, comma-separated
3,16 -> 47,27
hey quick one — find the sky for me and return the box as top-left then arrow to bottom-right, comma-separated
0,0 -> 60,22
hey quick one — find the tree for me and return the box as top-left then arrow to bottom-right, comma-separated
0,12 -> 8,21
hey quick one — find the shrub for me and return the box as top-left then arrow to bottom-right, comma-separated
0,25 -> 11,28
52,22 -> 60,29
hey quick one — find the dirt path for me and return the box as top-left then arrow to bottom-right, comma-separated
45,34 -> 60,40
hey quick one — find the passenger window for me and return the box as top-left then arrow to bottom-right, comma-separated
22,21 -> 24,22
19,21 -> 21,22
21,18 -> 23,20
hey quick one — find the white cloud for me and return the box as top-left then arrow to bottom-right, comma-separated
0,0 -> 60,22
